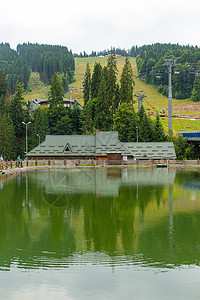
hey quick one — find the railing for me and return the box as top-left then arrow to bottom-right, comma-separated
1,158 -> 200,171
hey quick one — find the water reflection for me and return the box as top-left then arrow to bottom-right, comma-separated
0,168 -> 200,271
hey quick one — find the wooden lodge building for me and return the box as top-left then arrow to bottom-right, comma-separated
30,98 -> 83,114
27,131 -> 176,161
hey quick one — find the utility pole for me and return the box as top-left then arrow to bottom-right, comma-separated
163,58 -> 177,132
22,121 -> 31,153
134,90 -> 147,112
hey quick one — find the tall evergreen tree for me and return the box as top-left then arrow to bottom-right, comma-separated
83,99 -> 96,134
120,56 -> 135,104
190,77 -> 200,102
31,107 -> 48,149
138,105 -> 154,142
48,72 -> 64,107
0,113 -> 16,160
70,106 -> 83,134
83,63 -> 91,105
9,83 -> 25,156
91,62 -> 102,99
107,54 -> 118,122
153,114 -> 166,142
113,103 -> 138,142
95,73 -> 111,131
0,71 -> 7,97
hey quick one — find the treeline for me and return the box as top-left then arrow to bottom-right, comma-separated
0,43 -> 75,94
17,43 -> 75,89
136,43 -> 200,100
73,43 -> 189,58
74,45 -> 140,58
0,43 -> 30,94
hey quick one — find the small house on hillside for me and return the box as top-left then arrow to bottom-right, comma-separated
27,131 -> 176,161
30,98 -> 83,114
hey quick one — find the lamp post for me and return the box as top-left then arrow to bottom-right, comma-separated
22,121 -> 31,153
37,134 -> 40,145
136,126 -> 138,142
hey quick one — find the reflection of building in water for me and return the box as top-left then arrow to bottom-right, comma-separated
29,168 -> 176,198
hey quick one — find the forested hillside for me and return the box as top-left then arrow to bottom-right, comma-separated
76,43 -> 200,102
0,43 -> 30,94
17,43 -> 75,89
136,43 -> 200,100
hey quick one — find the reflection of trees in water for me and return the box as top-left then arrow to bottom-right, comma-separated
83,185 -> 165,256
137,212 -> 200,267
1,170 -> 200,269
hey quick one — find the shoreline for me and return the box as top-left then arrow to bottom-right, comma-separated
1,163 -> 200,175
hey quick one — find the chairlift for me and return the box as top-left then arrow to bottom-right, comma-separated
150,72 -> 157,76
189,69 -> 196,74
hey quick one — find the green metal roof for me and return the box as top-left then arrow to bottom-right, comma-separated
27,131 -> 176,159
123,142 -> 176,159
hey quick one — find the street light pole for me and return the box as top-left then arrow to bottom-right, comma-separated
136,126 -> 138,142
22,122 -> 31,153
37,134 -> 40,145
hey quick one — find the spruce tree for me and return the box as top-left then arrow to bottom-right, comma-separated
48,72 -> 64,107
120,56 -> 135,104
32,107 -> 48,148
70,106 -> 83,134
113,103 -> 137,142
107,54 -> 118,122
83,100 -> 95,134
154,114 -> 166,142
83,63 -> 91,105
138,105 -> 154,142
95,73 -> 111,131
0,93 -> 16,159
9,83 -> 25,156
91,62 -> 102,99
190,77 -> 200,102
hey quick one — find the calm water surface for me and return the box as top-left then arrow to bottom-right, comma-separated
0,168 -> 200,299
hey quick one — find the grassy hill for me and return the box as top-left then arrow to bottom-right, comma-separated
23,56 -> 200,132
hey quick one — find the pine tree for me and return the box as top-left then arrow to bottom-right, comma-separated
9,83 -> 25,155
0,92 -> 16,160
83,100 -> 95,134
138,105 -> 154,142
48,72 -> 64,107
70,106 -> 83,134
31,107 -> 48,149
190,77 -> 200,102
91,62 -> 102,99
120,56 -> 135,104
83,63 -> 91,105
107,54 -> 118,122
95,73 -> 111,131
153,114 -> 166,142
0,71 -> 7,97
113,103 -> 137,142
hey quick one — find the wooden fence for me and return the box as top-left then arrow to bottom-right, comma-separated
1,158 -> 200,171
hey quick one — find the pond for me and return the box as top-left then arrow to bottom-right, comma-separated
0,167 -> 200,299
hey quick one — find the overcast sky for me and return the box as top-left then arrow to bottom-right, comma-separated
1,0 -> 200,53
